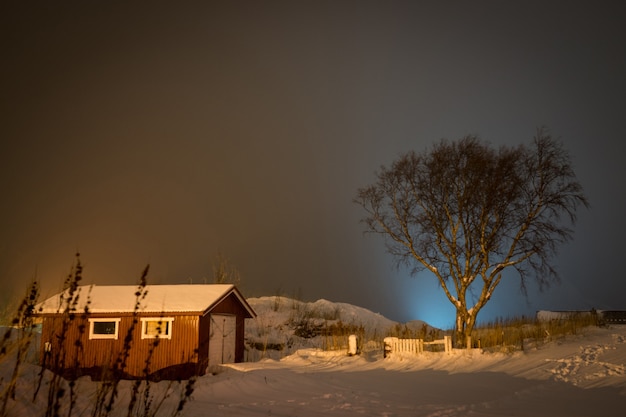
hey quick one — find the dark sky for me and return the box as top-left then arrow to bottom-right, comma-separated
2,1 -> 625,328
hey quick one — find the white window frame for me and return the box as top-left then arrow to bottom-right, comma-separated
88,318 -> 121,340
140,317 -> 174,340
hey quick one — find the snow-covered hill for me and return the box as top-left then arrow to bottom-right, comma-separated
244,296 -> 436,361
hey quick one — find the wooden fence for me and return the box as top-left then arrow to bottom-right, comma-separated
383,336 -> 452,357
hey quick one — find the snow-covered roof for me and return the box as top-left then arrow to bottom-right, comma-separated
36,284 -> 255,316
536,310 -> 596,321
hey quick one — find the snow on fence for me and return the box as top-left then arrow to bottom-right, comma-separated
383,336 -> 452,357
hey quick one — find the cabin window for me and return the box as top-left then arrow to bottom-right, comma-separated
140,318 -> 174,339
88,318 -> 121,340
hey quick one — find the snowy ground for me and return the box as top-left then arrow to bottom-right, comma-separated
2,296 -> 625,416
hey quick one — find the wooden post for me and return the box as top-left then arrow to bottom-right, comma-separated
383,337 -> 397,358
348,335 -> 358,356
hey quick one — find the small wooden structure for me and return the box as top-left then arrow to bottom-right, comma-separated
537,309 -> 626,326
35,284 -> 256,380
601,310 -> 626,325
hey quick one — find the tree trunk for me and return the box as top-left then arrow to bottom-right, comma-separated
455,310 -> 467,348
465,313 -> 477,349
455,308 -> 477,349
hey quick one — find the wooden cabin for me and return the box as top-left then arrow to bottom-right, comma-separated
35,284 -> 256,380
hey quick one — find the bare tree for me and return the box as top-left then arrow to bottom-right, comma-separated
211,251 -> 241,285
355,129 -> 588,347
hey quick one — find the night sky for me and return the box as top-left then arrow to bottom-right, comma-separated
2,1 -> 625,328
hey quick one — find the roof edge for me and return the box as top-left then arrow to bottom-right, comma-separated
203,286 -> 256,318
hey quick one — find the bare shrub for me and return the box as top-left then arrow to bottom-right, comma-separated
473,313 -> 600,353
0,253 -> 196,417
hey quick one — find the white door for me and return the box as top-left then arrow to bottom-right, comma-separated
209,314 -> 236,366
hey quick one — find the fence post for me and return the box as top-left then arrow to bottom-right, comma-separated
348,334 -> 358,356
444,335 -> 452,353
383,337 -> 393,358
